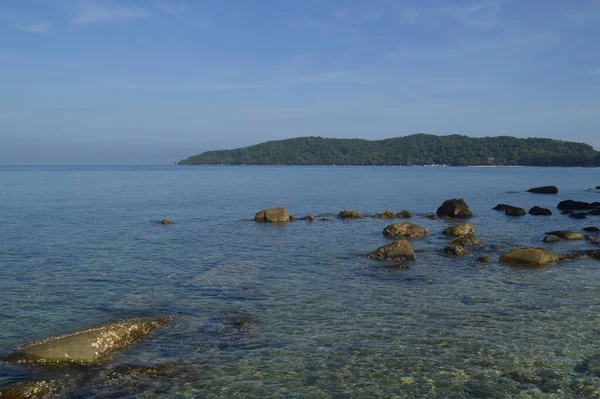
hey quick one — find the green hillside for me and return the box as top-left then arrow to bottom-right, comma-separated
179,134 -> 600,166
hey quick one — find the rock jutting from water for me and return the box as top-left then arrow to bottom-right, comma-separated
382,223 -> 429,238
558,200 -> 600,211
4,317 -> 171,365
529,206 -> 552,216
452,236 -> 481,247
545,231 -> 584,240
338,210 -> 362,220
440,244 -> 468,256
477,256 -> 491,263
374,210 -> 396,219
499,248 -> 560,267
505,206 -> 526,217
493,204 -> 512,211
368,240 -> 417,261
255,207 -> 290,223
160,219 -> 171,225
0,380 -> 53,399
396,210 -> 414,218
528,186 -> 558,194
570,213 -> 588,219
443,223 -> 475,237
584,227 -> 600,232
436,199 -> 473,219
543,235 -> 562,243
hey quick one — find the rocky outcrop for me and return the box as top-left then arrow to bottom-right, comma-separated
374,211 -> 395,219
545,231 -> 584,240
477,256 -> 491,263
505,206 -> 526,217
0,380 -> 52,399
529,206 -> 552,216
493,204 -> 512,211
452,236 -> 481,247
303,215 -> 315,222
383,223 -> 429,238
543,235 -> 562,243
570,213 -> 588,219
426,214 -> 438,220
160,219 -> 171,225
588,209 -> 600,216
368,240 -> 417,261
558,200 -> 600,211
441,244 -> 468,256
396,210 -> 414,218
338,210 -> 362,219
254,207 -> 290,223
500,248 -> 560,267
5,317 -> 171,365
443,223 -> 475,237
584,227 -> 600,232
436,199 -> 473,219
528,186 -> 558,194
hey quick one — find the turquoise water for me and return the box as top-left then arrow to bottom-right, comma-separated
1,166 -> 600,398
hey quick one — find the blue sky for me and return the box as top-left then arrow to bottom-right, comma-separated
1,0 -> 599,164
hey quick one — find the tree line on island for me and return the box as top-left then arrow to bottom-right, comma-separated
178,134 -> 600,166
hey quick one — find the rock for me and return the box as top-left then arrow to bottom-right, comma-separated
597,186 -> 600,190
303,215 -> 315,222
383,223 -> 429,238
529,206 -> 552,216
570,213 -> 588,219
368,240 -> 417,261
543,235 -> 562,243
589,209 -> 600,216
587,235 -> 596,242
441,244 -> 468,256
545,230 -> 584,240
374,210 -> 396,219
443,223 -> 475,237
240,218 -> 251,222
160,219 -> 171,225
254,207 -> 290,223
562,210 -> 573,215
319,217 -> 330,221
5,317 -> 171,365
500,248 -> 560,267
493,204 -> 512,211
426,214 -> 438,220
528,186 -> 558,194
558,200 -> 600,211
396,210 -> 414,218
0,380 -> 52,399
505,206 -> 526,217
584,227 -> 600,232
338,210 -> 362,219
477,256 -> 491,263
452,236 -> 481,247
289,215 -> 297,221
436,199 -> 473,219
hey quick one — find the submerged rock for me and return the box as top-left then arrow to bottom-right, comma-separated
477,256 -> 491,264
529,206 -> 552,216
0,380 -> 52,399
302,215 -> 315,222
374,210 -> 395,219
558,200 -> 600,211
586,235 -> 596,242
5,317 -> 171,365
254,207 -> 290,223
452,236 -> 481,247
443,223 -> 475,237
505,206 -> 526,217
436,199 -> 473,219
589,209 -> 600,216
584,227 -> 600,232
528,186 -> 558,194
570,213 -> 588,220
338,210 -> 362,219
368,240 -> 417,261
500,248 -> 560,267
383,223 -> 429,238
396,210 -> 414,218
543,235 -> 562,243
426,214 -> 438,220
545,230 -> 584,240
440,244 -> 468,256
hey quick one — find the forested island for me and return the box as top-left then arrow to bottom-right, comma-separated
179,134 -> 600,166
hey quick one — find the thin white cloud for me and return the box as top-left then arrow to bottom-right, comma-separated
435,0 -> 502,27
20,22 -> 49,34
73,3 -> 151,24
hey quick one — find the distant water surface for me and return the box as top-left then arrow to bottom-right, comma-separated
1,165 -> 600,397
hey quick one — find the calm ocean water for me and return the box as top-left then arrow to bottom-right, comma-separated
1,165 -> 600,398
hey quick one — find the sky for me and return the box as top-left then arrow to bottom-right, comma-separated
1,0 -> 599,165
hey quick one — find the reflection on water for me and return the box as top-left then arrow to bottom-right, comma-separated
1,166 -> 600,397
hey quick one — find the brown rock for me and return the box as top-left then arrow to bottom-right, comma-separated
477,256 -> 491,263
505,206 -> 526,217
383,223 -> 429,238
255,207 -> 290,223
452,236 -> 481,246
368,240 -> 417,261
374,210 -> 396,219
396,210 -> 414,218
1,380 -> 52,399
529,206 -> 552,216
441,244 -> 468,256
436,199 -> 473,218
528,186 -> 558,194
500,248 -> 560,267
545,230 -> 584,240
338,210 -> 362,220
443,223 -> 475,237
160,219 -> 171,225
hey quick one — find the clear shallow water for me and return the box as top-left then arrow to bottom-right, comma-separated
1,166 -> 600,398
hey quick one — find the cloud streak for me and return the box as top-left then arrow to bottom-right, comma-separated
20,23 -> 49,34
73,3 -> 151,24
435,0 -> 502,27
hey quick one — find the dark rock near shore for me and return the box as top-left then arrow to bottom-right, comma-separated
562,210 -> 574,215
589,209 -> 600,216
543,235 -> 562,243
584,227 -> 600,232
368,240 -> 417,261
436,199 -> 473,219
426,214 -> 438,220
529,206 -> 552,216
396,210 -> 414,218
255,207 -> 290,223
0,380 -> 52,399
383,223 -> 429,238
5,317 -> 171,365
570,213 -> 588,219
597,186 -> 600,190
374,210 -> 396,219
441,244 -> 468,256
303,215 -> 315,222
160,219 -> 171,225
505,206 -> 526,217
558,200 -> 600,211
443,223 -> 475,237
528,186 -> 558,194
452,236 -> 481,247
338,210 -> 362,219
500,248 -> 560,267
477,256 -> 491,263
493,204 -> 512,211
545,230 -> 584,240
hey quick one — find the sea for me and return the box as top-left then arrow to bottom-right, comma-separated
1,165 -> 599,398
